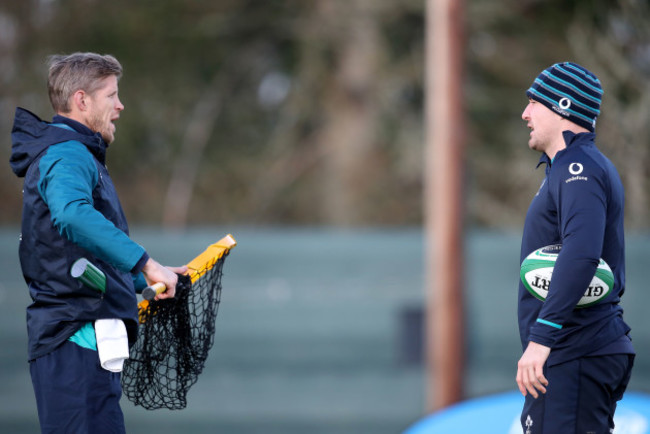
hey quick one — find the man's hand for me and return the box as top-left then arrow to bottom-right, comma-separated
516,341 -> 551,398
142,258 -> 188,300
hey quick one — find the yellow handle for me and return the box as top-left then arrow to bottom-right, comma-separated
140,234 -> 237,301
142,282 -> 166,301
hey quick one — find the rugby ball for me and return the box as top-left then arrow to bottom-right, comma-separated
520,244 -> 614,308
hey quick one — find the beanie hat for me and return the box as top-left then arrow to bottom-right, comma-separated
526,62 -> 603,132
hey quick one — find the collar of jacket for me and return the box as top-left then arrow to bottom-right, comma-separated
10,108 -> 108,178
535,130 -> 596,171
51,114 -> 108,164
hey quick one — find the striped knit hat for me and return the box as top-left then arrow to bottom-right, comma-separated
526,62 -> 603,132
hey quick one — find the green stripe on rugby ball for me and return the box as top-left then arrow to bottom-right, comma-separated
520,245 -> 614,308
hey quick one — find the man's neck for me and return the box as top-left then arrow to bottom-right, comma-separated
57,110 -> 92,129
546,124 -> 590,160
53,113 -> 96,137
544,139 -> 566,161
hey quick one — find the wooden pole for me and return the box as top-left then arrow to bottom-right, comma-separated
424,0 -> 465,411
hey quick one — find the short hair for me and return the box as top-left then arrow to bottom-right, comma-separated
47,52 -> 122,113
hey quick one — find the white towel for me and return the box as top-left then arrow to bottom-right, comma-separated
95,319 -> 129,372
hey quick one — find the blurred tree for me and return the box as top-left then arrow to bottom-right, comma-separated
0,0 -> 648,228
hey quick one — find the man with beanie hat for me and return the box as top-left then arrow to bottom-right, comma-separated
516,62 -> 634,433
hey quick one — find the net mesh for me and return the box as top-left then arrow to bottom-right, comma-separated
121,253 -> 227,410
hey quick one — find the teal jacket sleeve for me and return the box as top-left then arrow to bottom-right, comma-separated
38,140 -> 146,273
132,272 -> 148,293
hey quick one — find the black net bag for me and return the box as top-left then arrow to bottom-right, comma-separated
121,235 -> 236,410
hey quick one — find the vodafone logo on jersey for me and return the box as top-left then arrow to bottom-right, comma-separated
566,162 -> 588,183
569,162 -> 584,175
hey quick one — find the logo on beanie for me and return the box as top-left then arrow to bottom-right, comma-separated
552,104 -> 570,118
559,98 -> 572,110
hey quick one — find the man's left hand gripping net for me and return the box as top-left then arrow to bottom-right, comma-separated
121,235 -> 236,410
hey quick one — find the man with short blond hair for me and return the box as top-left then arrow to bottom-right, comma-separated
10,52 -> 185,433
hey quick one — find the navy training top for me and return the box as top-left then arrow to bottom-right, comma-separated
518,131 -> 633,367
10,107 -> 149,360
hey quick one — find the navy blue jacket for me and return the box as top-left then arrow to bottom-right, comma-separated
519,131 -> 633,366
10,107 -> 148,360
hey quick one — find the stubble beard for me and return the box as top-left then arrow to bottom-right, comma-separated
88,114 -> 115,144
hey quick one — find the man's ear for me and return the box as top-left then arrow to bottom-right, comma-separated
71,90 -> 88,112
